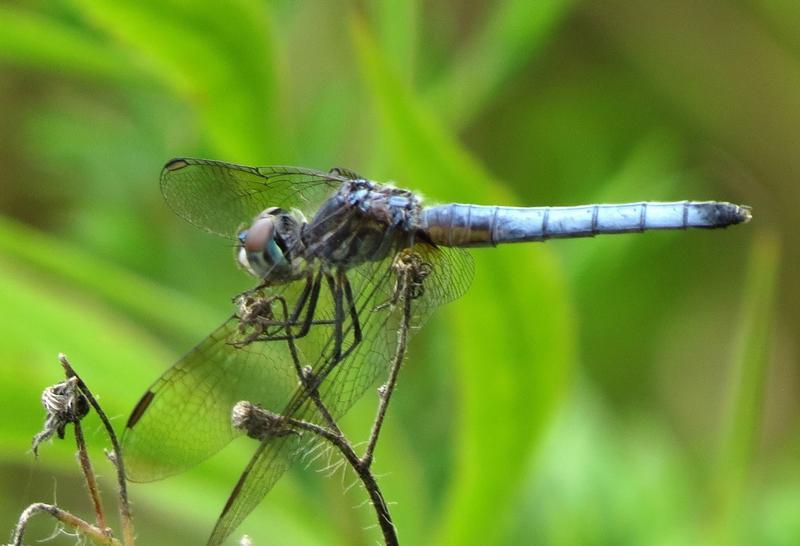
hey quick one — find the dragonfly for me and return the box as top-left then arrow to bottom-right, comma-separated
122,158 -> 751,545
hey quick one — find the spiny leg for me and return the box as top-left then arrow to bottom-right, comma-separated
280,265 -> 383,420
325,273 -> 344,362
259,274 -> 313,338
294,269 -> 325,338
322,271 -> 363,363
237,270 -> 333,345
338,271 -> 362,361
298,271 -> 363,396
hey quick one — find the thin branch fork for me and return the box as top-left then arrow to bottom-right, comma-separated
58,354 -> 135,546
11,355 -> 135,546
234,255 -> 420,546
302,260 -> 416,546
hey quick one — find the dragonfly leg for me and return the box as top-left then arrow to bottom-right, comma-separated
338,271 -> 362,361
279,270 -> 364,422
267,269 -> 331,339
325,273 -> 344,362
322,270 -> 364,364
233,270 -> 338,346
256,274 -> 314,338
294,269 -> 324,337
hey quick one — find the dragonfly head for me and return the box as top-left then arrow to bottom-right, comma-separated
237,207 -> 307,281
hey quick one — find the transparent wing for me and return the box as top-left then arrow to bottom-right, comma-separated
160,158 -> 348,238
207,243 -> 474,545
122,280 -> 330,482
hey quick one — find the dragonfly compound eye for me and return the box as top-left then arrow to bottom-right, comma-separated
239,216 -> 289,278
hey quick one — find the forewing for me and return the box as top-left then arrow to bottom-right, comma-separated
122,282 -> 311,482
160,158 -> 346,237
207,243 -> 474,544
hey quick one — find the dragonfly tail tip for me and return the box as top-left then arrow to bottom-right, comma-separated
738,205 -> 753,224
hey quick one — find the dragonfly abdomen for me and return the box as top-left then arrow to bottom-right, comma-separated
421,201 -> 752,247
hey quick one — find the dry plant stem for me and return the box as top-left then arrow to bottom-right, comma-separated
10,503 -> 122,546
74,420 -> 108,533
244,267 -> 416,545
286,405 -> 398,546
361,284 -> 410,468
285,271 -> 413,546
282,300 -> 399,544
58,354 -> 135,546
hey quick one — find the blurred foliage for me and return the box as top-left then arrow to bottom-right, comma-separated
0,1 -> 792,545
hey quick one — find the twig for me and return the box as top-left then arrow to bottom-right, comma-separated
58,354 -> 135,546
234,253 -> 422,546
15,355 -> 135,546
9,503 -> 121,546
74,420 -> 108,532
361,272 -> 412,468
234,402 -> 398,546
310,258 -> 417,546
304,265 -> 414,546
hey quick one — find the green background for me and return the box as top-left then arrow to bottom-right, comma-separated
0,1 -> 791,545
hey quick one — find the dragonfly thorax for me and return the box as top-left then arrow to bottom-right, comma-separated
237,207 -> 309,282
300,180 -> 425,270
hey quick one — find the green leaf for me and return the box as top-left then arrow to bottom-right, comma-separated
72,0 -> 287,163
424,0 -> 578,128
711,229 -> 780,544
0,5 -> 145,84
564,131 -> 683,280
350,12 -> 500,202
0,260 -> 174,444
372,0 -> 419,84
0,215 -> 217,347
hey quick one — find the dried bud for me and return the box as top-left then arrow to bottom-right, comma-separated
232,401 -> 296,441
32,377 -> 90,456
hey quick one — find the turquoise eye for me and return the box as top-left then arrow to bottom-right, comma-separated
263,238 -> 287,267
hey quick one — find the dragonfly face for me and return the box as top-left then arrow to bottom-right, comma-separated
236,207 -> 309,282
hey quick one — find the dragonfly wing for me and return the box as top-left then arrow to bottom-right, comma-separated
206,243 -> 474,545
312,244 -> 475,418
207,417 -> 313,546
122,283 -> 311,482
160,158 -> 347,238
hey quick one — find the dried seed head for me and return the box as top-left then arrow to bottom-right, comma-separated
232,401 -> 259,437
232,401 -> 295,441
31,377 -> 90,456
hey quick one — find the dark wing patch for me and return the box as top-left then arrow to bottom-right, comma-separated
121,281 -> 320,482
126,390 -> 155,429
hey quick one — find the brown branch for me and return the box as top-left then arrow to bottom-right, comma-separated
361,273 -> 412,468
233,254 -> 423,546
10,503 -> 121,546
58,354 -> 135,546
74,420 -> 108,532
289,261 -> 415,545
233,402 -> 398,546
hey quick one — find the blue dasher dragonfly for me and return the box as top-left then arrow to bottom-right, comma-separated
123,158 -> 751,545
